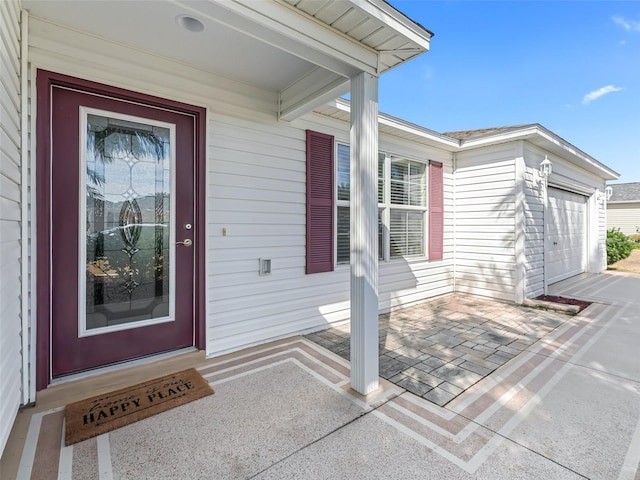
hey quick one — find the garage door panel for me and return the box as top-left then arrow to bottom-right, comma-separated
551,235 -> 585,247
547,188 -> 587,284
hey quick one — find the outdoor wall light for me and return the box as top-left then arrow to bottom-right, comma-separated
539,156 -> 553,180
605,186 -> 613,201
597,186 -> 613,207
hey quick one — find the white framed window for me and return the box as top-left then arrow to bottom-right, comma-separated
336,144 -> 428,264
388,157 -> 426,258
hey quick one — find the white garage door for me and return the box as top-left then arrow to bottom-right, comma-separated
547,188 -> 587,284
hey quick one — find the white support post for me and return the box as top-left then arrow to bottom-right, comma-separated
349,72 -> 379,395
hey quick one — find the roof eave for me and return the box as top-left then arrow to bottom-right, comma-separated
352,0 -> 434,50
276,0 -> 432,119
349,0 -> 433,75
457,124 -> 619,181
326,99 -> 460,150
316,102 -> 619,182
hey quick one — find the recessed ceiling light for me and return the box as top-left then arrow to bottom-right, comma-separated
175,14 -> 205,33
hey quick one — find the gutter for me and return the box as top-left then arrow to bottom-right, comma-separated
320,101 -> 619,184
457,124 -> 619,181
329,98 -> 460,150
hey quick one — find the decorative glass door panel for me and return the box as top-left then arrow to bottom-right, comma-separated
50,85 -> 195,377
82,110 -> 175,335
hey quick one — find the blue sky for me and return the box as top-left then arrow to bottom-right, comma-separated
380,1 -> 640,183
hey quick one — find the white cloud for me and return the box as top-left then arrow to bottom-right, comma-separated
422,65 -> 435,82
613,15 -> 640,32
582,85 -> 623,105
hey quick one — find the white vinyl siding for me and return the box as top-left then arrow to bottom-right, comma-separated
27,19 -> 456,359
454,145 -> 517,302
607,203 -> 640,236
0,0 -> 22,456
208,113 -> 455,354
523,163 -> 545,298
207,115 -> 316,351
597,198 -> 608,271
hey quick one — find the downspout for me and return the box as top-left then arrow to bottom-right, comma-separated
20,8 -> 34,406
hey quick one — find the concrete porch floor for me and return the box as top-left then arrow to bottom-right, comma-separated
2,272 -> 640,479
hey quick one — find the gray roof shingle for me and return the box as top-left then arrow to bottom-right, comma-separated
609,182 -> 640,202
444,124 -> 537,140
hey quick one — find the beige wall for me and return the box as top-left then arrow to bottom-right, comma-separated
607,203 -> 640,236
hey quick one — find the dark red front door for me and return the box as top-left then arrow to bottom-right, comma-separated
50,85 -> 195,377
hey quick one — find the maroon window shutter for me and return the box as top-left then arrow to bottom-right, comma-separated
428,160 -> 444,260
306,130 -> 334,274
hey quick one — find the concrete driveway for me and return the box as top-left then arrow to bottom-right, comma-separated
3,272 -> 640,479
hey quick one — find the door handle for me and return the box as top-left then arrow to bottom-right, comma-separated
176,239 -> 193,247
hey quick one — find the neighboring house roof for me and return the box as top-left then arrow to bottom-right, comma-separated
608,182 -> 640,203
316,100 -> 619,181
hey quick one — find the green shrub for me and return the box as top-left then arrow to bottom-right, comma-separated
607,228 -> 634,264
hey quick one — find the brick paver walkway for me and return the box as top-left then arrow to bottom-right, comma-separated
304,294 -> 569,406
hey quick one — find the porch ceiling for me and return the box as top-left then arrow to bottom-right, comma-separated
23,0 -> 432,121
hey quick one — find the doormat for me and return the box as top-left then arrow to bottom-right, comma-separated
64,368 -> 214,446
